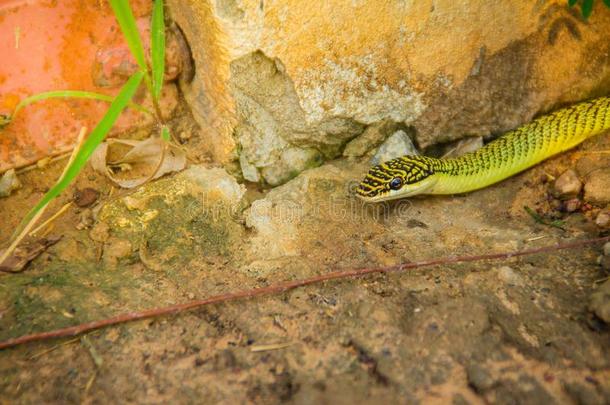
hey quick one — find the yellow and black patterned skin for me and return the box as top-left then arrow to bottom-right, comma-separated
357,97 -> 610,202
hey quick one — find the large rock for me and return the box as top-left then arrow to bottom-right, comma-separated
167,0 -> 610,184
97,166 -> 246,267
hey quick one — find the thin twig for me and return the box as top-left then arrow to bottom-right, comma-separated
0,128 -> 87,265
29,202 -> 73,237
0,235 -> 608,351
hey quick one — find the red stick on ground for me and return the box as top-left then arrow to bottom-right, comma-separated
0,235 -> 608,351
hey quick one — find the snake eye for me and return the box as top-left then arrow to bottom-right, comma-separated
389,177 -> 403,190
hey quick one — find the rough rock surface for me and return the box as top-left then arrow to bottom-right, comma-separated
97,166 -> 246,268
1,149 -> 609,403
584,170 -> 610,205
371,130 -> 419,165
0,169 -> 20,198
168,0 -> 610,184
589,279 -> 610,323
343,121 -> 403,158
552,169 -> 583,199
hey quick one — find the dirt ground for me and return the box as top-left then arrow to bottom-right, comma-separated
0,108 -> 609,404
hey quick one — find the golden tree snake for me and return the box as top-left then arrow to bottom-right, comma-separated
357,96 -> 610,202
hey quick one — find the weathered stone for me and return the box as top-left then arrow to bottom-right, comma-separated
466,364 -> 495,392
562,198 -> 582,213
343,121 -> 401,158
167,0 -> 610,182
166,0 -> 237,164
371,130 -> 419,165
231,51 -> 362,185
260,147 -> 323,186
600,256 -> 610,272
595,210 -> 610,229
589,279 -> 610,323
584,171 -> 610,205
73,188 -> 100,208
98,166 -> 246,264
552,169 -> 582,199
102,237 -> 133,269
0,169 -> 20,198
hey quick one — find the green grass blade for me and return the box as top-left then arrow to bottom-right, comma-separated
12,72 -> 145,237
604,0 -> 610,8
160,125 -> 170,141
581,0 -> 594,18
11,90 -> 151,118
568,0 -> 578,7
108,0 -> 148,72
151,0 -> 166,102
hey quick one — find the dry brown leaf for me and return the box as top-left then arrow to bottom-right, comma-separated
91,138 -> 186,188
0,236 -> 61,273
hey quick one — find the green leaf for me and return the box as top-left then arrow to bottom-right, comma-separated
568,0 -> 578,7
581,0 -> 594,18
604,0 -> 610,8
13,72 -> 145,237
108,0 -> 148,72
160,125 -> 170,141
151,0 -> 166,102
10,90 -> 151,118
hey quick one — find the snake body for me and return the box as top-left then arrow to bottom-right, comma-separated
357,97 -> 610,202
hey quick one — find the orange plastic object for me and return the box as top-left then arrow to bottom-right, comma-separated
0,0 -> 152,173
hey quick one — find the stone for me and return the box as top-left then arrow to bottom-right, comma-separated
343,121 -> 400,158
371,130 -> 419,165
260,147 -> 323,186
231,51 -> 362,185
552,169 -> 582,199
166,0 -> 610,180
600,256 -> 610,272
239,153 -> 260,183
0,169 -> 20,197
165,0 -> 237,164
102,237 -> 133,269
562,198 -> 581,213
97,166 -> 246,264
584,170 -> 610,205
589,279 -> 610,323
466,364 -> 495,392
603,242 -> 610,257
73,188 -> 100,208
595,210 -> 610,229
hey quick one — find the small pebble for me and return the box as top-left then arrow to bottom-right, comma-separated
595,210 -> 610,229
600,256 -> 610,272
552,169 -> 582,199
562,198 -> 581,213
589,279 -> 610,322
74,187 -> 100,207
603,242 -> 610,257
584,170 -> 610,205
0,169 -> 21,197
371,130 -> 419,165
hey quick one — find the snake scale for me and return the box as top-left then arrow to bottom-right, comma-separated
357,96 -> 610,202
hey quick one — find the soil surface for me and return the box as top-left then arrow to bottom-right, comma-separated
0,115 -> 609,404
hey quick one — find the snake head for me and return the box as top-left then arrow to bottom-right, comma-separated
356,156 -> 438,202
